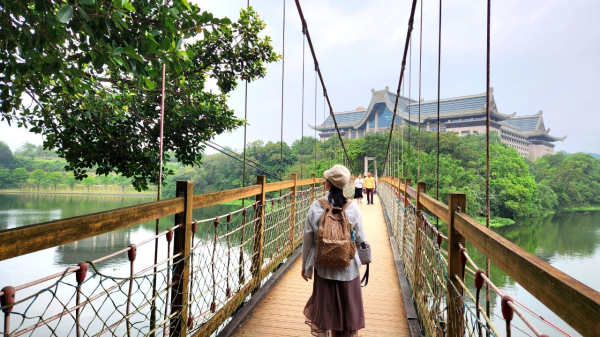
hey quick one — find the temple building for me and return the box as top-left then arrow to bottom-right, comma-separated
310,87 -> 565,161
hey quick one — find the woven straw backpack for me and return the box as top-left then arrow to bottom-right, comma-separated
315,198 -> 356,268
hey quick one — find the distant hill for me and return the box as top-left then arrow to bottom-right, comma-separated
558,151 -> 600,159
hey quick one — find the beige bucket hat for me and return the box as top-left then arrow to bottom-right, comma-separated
323,165 -> 351,190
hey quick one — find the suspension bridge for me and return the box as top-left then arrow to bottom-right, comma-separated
1,0 -> 599,336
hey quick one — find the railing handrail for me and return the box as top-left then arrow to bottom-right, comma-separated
0,176 -> 321,263
379,176 -> 600,336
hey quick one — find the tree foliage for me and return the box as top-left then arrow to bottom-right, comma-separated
1,1 -> 279,190
10,168 -> 28,189
533,152 -> 600,210
0,141 -> 16,168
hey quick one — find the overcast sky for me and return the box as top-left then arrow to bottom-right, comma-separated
1,0 -> 598,154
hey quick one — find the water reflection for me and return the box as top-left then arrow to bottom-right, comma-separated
0,193 -> 244,336
457,211 -> 600,337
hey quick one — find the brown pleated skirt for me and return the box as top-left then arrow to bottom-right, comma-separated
304,270 -> 365,337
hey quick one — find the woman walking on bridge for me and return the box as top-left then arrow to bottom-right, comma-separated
301,165 -> 366,337
353,174 -> 364,203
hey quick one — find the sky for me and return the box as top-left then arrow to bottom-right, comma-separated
1,0 -> 599,155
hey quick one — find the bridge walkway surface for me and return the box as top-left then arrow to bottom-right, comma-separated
233,195 -> 410,336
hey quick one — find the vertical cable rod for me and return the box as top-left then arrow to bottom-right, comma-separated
485,0 -> 492,322
280,0 -> 286,186
301,25 -> 306,179
408,38 -> 412,181
381,0 -> 419,174
417,0 -> 423,181
294,0 -> 354,173
314,67 -> 318,172
242,0 -> 250,205
436,0 -> 442,228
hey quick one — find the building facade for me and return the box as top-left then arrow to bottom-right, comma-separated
310,87 -> 565,161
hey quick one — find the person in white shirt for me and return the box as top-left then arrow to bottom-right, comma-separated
353,174 -> 364,204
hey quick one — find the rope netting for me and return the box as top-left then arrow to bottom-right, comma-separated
0,226 -> 183,337
0,185 -> 327,337
379,181 -> 496,337
378,181 -> 558,337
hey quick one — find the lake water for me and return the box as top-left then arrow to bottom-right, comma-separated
0,193 -> 598,336
0,193 -> 241,336
464,211 -> 600,337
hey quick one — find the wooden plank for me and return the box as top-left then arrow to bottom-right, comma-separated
217,248 -> 303,337
406,185 -> 417,199
455,212 -> 600,336
232,196 -> 411,337
264,180 -> 295,193
419,193 -> 450,223
296,178 -> 317,187
0,197 -> 184,262
193,185 -> 262,209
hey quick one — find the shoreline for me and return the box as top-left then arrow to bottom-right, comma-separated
0,190 -> 155,197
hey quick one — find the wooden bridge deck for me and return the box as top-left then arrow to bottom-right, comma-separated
233,196 -> 410,336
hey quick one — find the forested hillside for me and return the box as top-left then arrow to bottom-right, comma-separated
1,129 -> 599,221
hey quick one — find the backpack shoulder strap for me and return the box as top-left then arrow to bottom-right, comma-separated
341,199 -> 353,212
317,198 -> 331,211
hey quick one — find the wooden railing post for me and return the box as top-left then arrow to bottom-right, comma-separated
404,179 -> 411,207
170,181 -> 193,337
289,174 -> 298,252
251,176 -> 266,290
414,182 -> 426,290
310,173 -> 316,203
447,193 -> 467,337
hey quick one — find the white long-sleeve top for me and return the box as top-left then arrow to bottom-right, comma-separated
301,196 -> 366,281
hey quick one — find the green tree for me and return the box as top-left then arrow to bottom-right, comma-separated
11,168 -> 29,190
47,172 -> 64,190
113,175 -> 132,192
30,169 -> 48,190
15,142 -> 38,159
0,141 -> 16,169
65,173 -> 78,191
96,174 -> 112,191
2,2 -> 279,191
82,176 -> 97,192
534,152 -> 600,210
0,168 -> 12,188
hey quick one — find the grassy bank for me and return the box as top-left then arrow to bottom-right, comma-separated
474,216 -> 516,228
561,206 -> 600,212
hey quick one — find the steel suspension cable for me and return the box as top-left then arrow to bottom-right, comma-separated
294,0 -> 353,174
401,78 -> 405,178
205,140 -> 278,178
301,25 -> 306,179
418,0 -> 423,181
485,0 -> 492,322
381,0 -> 419,175
280,0 -> 286,184
436,0 -> 442,228
203,143 -> 280,180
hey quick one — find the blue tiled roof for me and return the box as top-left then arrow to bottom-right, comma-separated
323,110 -> 366,126
388,93 -> 415,112
503,117 -> 540,131
405,95 -> 487,116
